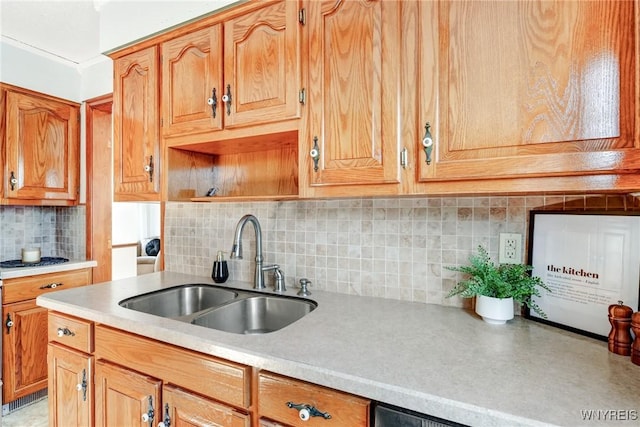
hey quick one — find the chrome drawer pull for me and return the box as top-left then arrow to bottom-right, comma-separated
40,282 -> 64,289
287,402 -> 331,421
57,327 -> 75,337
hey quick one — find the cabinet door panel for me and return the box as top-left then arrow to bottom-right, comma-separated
162,25 -> 223,137
48,344 -> 93,427
420,0 -> 639,182
306,0 -> 400,188
162,384 -> 250,427
5,90 -> 79,201
95,360 -> 162,427
224,0 -> 300,127
2,300 -> 48,402
113,46 -> 160,200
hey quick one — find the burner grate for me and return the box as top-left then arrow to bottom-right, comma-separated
0,257 -> 69,268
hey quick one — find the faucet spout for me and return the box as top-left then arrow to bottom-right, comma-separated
231,214 -> 265,289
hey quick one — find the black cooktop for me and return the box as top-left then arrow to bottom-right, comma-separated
0,257 -> 69,268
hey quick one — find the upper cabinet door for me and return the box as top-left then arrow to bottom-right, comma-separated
162,24 -> 223,138
113,46 -> 160,201
304,0 -> 401,190
223,0 -> 301,128
4,89 -> 79,203
418,0 -> 639,183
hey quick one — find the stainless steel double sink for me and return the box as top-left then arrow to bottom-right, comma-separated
119,284 -> 316,335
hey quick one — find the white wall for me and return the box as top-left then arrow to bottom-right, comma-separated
98,0 -> 238,53
0,38 -> 81,101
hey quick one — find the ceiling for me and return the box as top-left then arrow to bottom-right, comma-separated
1,0 -> 102,64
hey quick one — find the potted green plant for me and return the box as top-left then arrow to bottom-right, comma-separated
446,245 -> 550,324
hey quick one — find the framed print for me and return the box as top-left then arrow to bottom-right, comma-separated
525,211 -> 640,340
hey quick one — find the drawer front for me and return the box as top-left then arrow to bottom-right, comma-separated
258,372 -> 370,426
3,268 -> 92,303
95,325 -> 251,409
48,312 -> 94,353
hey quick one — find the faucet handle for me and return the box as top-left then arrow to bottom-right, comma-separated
274,268 -> 286,293
298,279 -> 312,296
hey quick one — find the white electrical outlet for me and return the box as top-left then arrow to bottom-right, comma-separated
499,232 -> 522,264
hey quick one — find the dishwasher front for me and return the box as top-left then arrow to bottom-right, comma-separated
373,403 -> 467,427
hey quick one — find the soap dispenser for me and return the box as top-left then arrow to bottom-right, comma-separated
212,251 -> 229,283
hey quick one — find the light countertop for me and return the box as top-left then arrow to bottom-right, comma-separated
36,271 -> 640,427
0,259 -> 97,280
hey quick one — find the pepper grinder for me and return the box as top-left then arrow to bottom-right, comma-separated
608,300 -> 633,356
631,312 -> 640,366
212,251 -> 229,283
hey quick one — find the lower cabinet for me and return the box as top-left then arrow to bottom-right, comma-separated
3,268 -> 92,404
46,312 -> 370,427
95,360 -> 161,426
259,371 -> 371,426
48,344 -> 93,427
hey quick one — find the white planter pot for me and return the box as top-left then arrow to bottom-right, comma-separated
475,295 -> 514,324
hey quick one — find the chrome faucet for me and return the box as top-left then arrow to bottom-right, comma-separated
231,214 -> 284,290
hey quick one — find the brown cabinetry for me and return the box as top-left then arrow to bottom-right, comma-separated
162,0 -> 300,141
47,313 -> 371,427
161,0 -> 302,201
406,0 -> 640,194
259,371 -> 370,426
0,84 -> 80,205
48,313 -> 94,427
113,46 -> 160,201
2,268 -> 92,403
300,0 -> 401,197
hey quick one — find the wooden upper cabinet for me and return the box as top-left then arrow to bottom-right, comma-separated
302,0 -> 401,195
223,0 -> 300,128
161,0 -> 301,142
416,0 -> 639,187
1,86 -> 79,205
162,25 -> 223,138
113,46 -> 160,201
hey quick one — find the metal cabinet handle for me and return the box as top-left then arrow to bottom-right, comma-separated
207,87 -> 218,118
310,136 -> 320,172
400,147 -> 408,168
76,369 -> 87,401
222,84 -> 232,116
422,122 -> 434,165
9,171 -> 18,190
142,395 -> 154,425
144,156 -> 154,182
158,403 -> 171,427
5,314 -> 14,333
287,402 -> 331,421
57,327 -> 75,337
40,282 -> 63,289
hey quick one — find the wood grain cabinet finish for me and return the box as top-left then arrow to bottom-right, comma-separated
409,0 -> 640,192
258,371 -> 370,426
161,0 -> 300,142
162,384 -> 251,427
2,269 -> 92,404
113,46 -> 160,201
301,0 -> 402,197
0,85 -> 80,205
48,343 -> 93,427
95,360 -> 162,427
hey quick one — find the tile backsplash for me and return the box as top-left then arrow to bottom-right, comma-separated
0,206 -> 86,261
165,194 -> 637,308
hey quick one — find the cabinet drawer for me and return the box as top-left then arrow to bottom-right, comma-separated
48,312 -> 94,353
3,268 -> 92,304
95,325 -> 251,409
258,372 -> 370,426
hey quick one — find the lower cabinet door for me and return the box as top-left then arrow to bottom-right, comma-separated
161,384 -> 250,427
47,344 -> 93,427
2,299 -> 48,402
95,360 -> 162,427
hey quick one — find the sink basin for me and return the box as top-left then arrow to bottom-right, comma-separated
191,295 -> 317,334
119,284 -> 238,317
